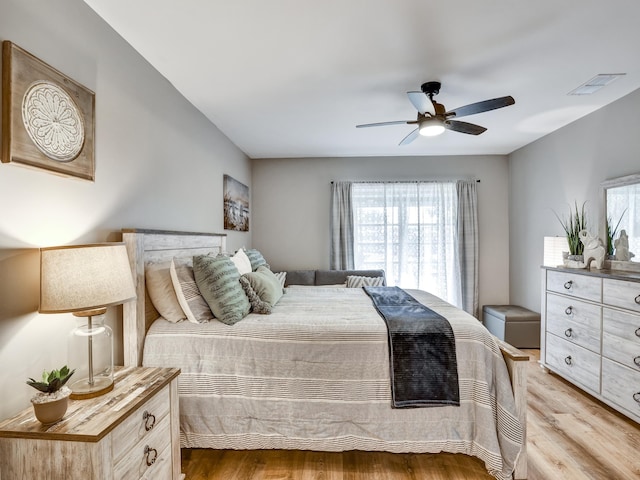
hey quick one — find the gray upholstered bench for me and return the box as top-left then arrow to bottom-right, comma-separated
482,305 -> 540,348
283,269 -> 386,287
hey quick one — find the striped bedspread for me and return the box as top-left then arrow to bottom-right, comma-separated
143,287 -> 523,480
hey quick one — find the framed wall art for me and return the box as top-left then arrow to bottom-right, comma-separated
223,174 -> 249,232
1,41 -> 95,181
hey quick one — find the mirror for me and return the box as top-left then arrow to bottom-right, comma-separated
600,173 -> 640,270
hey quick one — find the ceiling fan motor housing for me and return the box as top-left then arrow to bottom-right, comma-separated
421,81 -> 441,96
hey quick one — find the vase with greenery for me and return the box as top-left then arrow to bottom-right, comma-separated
554,201 -> 587,258
27,365 -> 75,425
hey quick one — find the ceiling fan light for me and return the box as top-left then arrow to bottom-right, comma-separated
419,118 -> 445,137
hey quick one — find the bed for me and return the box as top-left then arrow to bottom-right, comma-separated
121,229 -> 528,480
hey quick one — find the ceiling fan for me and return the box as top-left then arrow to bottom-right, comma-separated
356,81 -> 515,145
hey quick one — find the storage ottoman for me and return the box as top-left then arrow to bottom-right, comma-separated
482,305 -> 540,348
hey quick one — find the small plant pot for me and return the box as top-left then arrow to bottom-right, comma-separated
31,389 -> 71,425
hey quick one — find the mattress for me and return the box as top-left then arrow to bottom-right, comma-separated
142,286 -> 523,480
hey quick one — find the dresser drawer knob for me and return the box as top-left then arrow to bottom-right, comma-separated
635,295 -> 640,305
634,392 -> 640,404
564,328 -> 573,338
564,280 -> 573,290
564,355 -> 572,365
565,306 -> 573,315
144,445 -> 158,466
143,410 -> 156,431
634,356 -> 640,367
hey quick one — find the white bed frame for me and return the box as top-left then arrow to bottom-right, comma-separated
121,229 -> 528,479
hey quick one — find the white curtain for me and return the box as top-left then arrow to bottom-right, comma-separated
351,182 -> 462,308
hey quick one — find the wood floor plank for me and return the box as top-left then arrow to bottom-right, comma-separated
181,350 -> 640,479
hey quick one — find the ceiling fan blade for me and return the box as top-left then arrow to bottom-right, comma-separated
356,120 -> 412,128
445,120 -> 487,135
407,91 -> 435,115
447,96 -> 515,118
399,128 -> 420,145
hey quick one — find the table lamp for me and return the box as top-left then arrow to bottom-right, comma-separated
39,243 -> 136,399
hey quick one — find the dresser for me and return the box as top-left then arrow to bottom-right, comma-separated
0,367 -> 183,480
541,267 -> 640,423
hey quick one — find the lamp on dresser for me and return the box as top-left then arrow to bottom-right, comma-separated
39,243 -> 136,399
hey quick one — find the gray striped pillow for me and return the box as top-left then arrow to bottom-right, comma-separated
346,275 -> 385,288
193,254 -> 250,325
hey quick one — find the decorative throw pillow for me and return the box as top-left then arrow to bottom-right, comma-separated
230,248 -> 253,275
145,261 -> 186,323
170,258 -> 214,324
244,249 -> 269,271
273,271 -> 286,288
193,254 -> 251,325
346,275 -> 385,288
240,266 -> 284,314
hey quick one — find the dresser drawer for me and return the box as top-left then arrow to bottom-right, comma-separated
602,308 -> 640,371
547,270 -> 602,302
114,415 -> 172,480
546,293 -> 601,353
546,333 -> 600,393
603,278 -> 640,313
602,358 -> 640,421
112,384 -> 171,464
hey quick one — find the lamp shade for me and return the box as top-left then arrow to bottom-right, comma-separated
543,236 -> 569,267
40,243 -> 136,314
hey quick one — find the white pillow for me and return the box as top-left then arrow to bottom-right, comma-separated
346,275 -> 385,288
231,249 -> 252,275
273,271 -> 287,288
145,262 -> 186,323
170,258 -> 214,324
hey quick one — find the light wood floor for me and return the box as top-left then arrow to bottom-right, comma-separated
181,350 -> 640,479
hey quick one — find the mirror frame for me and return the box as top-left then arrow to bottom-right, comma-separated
600,172 -> 640,272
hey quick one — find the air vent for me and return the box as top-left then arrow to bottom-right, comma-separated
568,74 -> 626,95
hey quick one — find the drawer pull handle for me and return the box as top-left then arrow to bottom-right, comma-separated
565,306 -> 573,315
564,355 -> 572,365
634,392 -> 640,404
144,445 -> 158,466
564,328 -> 573,338
564,280 -> 573,290
636,327 -> 640,338
636,295 -> 640,305
634,356 -> 640,367
143,410 -> 156,431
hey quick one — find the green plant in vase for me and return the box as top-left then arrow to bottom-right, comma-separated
554,201 -> 587,258
26,365 -> 75,425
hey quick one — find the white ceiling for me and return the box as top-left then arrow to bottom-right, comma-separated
83,0 -> 640,159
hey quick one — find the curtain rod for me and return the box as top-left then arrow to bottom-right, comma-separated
331,179 -> 480,184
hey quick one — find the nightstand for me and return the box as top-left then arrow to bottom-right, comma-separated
0,367 -> 183,479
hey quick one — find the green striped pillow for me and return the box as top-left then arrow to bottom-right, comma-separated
193,254 -> 250,325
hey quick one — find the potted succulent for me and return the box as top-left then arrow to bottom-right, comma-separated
27,365 -> 75,425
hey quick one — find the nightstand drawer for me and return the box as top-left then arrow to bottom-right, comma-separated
114,414 -> 172,480
547,270 -> 601,302
112,384 -> 171,464
546,293 -> 601,353
603,278 -> 640,313
546,333 -> 600,393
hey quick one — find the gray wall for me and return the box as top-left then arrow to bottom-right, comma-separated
0,0 -> 251,418
509,88 -> 640,312
252,154 -> 511,312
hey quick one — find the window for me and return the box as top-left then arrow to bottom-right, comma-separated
352,182 -> 462,307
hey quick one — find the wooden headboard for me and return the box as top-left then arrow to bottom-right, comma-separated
121,229 -> 227,366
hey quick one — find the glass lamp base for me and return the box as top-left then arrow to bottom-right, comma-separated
69,376 -> 114,400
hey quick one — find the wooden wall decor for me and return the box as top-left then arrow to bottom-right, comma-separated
1,41 -> 95,181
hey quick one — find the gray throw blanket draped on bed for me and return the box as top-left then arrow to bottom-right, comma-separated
363,286 -> 460,408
